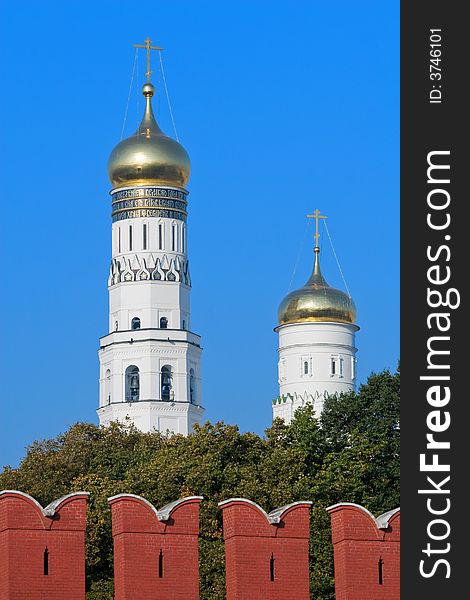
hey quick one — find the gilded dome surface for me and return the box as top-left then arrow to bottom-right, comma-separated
278,250 -> 356,326
108,83 -> 190,189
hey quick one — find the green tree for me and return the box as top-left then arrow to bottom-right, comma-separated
321,368 -> 400,511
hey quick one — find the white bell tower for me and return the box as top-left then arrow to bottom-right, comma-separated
273,210 -> 359,423
97,39 -> 203,434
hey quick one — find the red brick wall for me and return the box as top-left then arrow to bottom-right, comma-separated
327,503 -> 400,600
219,498 -> 312,600
0,490 -> 88,600
0,490 -> 402,599
109,494 -> 202,600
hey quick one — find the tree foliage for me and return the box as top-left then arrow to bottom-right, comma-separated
0,368 -> 399,599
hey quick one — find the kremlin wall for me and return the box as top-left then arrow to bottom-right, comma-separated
0,490 -> 400,599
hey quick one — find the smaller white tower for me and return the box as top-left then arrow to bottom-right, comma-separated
273,210 -> 359,422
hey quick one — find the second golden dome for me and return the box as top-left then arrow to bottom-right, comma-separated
278,250 -> 356,326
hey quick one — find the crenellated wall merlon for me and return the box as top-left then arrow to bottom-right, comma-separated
0,490 -> 89,600
109,493 -> 202,600
327,502 -> 400,600
219,497 -> 312,600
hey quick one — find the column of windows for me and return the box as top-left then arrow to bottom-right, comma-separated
112,212 -> 192,409
120,364 -> 197,404
116,222 -> 191,252
118,220 -> 187,252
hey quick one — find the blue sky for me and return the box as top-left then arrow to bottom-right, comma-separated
0,1 -> 399,467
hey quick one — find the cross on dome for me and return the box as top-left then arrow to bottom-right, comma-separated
133,37 -> 164,82
306,208 -> 328,250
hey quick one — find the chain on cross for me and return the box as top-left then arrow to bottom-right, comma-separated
133,37 -> 164,82
307,208 -> 328,248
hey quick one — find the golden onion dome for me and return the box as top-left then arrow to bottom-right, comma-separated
278,248 -> 356,326
108,82 -> 190,189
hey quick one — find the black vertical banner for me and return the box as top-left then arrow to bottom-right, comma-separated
401,3 -> 468,599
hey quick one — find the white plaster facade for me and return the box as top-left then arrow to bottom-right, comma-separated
273,321 -> 358,422
97,190 -> 203,434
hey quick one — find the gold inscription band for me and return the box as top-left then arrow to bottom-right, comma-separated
112,208 -> 187,222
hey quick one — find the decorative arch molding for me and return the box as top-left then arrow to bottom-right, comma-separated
218,498 -> 312,525
326,502 -> 400,532
108,493 -> 203,523
109,256 -> 191,286
0,490 -> 89,520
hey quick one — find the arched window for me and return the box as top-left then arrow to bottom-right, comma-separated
351,356 -> 357,380
125,365 -> 140,401
158,222 -> 163,250
160,316 -> 168,329
105,369 -> 111,404
304,361 -> 309,375
131,317 -> 141,330
330,357 -> 338,376
189,368 -> 195,403
161,366 -> 172,401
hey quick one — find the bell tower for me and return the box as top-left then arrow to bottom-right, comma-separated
273,210 -> 359,422
97,39 -> 203,434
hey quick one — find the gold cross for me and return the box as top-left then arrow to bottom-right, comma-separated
307,208 -> 328,247
133,37 -> 164,82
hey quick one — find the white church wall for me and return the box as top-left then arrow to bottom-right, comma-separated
108,280 -> 190,331
274,321 -> 358,423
